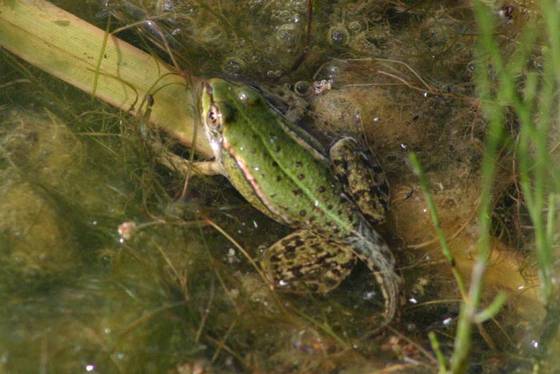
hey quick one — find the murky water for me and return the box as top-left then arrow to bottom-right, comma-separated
0,0 -> 555,372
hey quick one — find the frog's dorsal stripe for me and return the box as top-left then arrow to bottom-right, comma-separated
231,105 -> 357,233
242,83 -> 328,161
262,97 -> 328,157
273,116 -> 328,164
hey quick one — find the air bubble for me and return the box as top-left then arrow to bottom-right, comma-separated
363,291 -> 376,300
294,80 -> 311,96
222,57 -> 245,77
238,91 -> 248,101
276,23 -> 299,47
348,21 -> 362,34
267,70 -> 283,79
328,26 -> 350,46
317,62 -> 343,81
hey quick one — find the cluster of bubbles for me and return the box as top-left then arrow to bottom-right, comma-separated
328,17 -> 389,55
218,11 -> 307,78
105,0 -> 390,81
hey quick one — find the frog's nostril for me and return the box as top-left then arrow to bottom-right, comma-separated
203,81 -> 213,95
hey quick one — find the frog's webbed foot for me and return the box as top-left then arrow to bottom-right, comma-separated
370,258 -> 401,324
349,229 -> 401,324
329,137 -> 390,225
260,229 -> 355,294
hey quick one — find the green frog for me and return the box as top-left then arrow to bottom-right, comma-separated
198,78 -> 400,322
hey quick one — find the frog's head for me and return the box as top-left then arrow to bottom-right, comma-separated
201,78 -> 262,159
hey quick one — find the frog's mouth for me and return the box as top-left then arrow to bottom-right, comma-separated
202,80 -> 213,98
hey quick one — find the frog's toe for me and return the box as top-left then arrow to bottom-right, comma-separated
329,137 -> 390,225
260,229 -> 355,294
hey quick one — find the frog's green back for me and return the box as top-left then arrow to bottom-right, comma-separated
217,81 -> 360,235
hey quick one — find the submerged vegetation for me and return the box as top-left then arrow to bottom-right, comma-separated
0,0 -> 559,372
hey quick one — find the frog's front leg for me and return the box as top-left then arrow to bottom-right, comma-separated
329,137 -> 390,225
158,148 -> 225,176
188,160 -> 225,175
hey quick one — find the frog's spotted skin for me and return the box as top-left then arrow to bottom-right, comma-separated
261,229 -> 356,294
264,138 -> 392,295
330,137 -> 390,225
201,78 -> 400,321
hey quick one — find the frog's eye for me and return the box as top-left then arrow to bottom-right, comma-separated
206,104 -> 223,128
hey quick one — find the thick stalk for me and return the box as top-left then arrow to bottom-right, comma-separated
0,0 -> 212,157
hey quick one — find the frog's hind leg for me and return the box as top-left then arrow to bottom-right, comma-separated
329,137 -> 390,225
260,230 -> 355,294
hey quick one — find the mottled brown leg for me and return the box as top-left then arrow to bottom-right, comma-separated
329,137 -> 389,225
260,229 -> 356,294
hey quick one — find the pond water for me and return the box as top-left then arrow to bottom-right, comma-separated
0,0 -> 556,373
